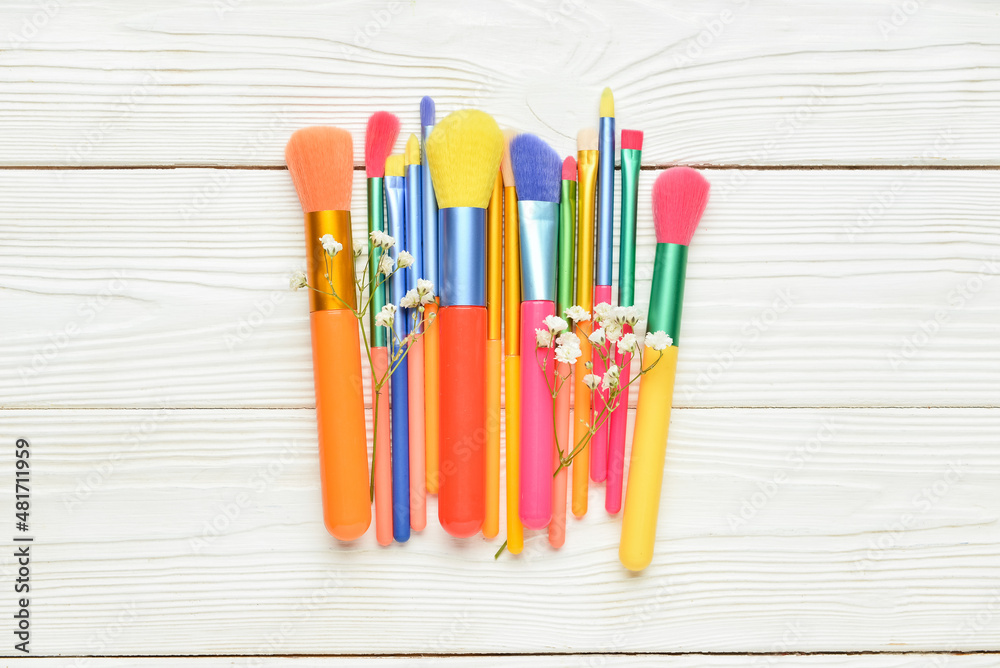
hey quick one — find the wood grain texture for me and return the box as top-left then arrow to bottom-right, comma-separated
0,0 -> 998,166
3,407 -> 999,654
3,168 -> 998,409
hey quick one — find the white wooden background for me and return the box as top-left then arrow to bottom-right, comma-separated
2,0 -> 1000,665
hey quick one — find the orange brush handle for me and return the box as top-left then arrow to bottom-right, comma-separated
505,356 -> 524,553
484,339 -> 502,539
424,302 -> 440,494
408,338 -> 426,532
371,346 -> 392,546
438,305 -> 487,538
310,309 -> 371,541
572,320 -> 593,517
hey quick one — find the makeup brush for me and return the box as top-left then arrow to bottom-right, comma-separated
549,155 -> 577,549
420,97 -> 441,497
511,133 -> 561,530
572,127 -> 598,518
500,129 -> 524,553
285,126 -> 370,541
591,87 -> 615,484
385,154 -> 410,542
365,112 -> 400,546
607,129 -> 643,515
404,134 -> 427,532
425,109 -> 504,538
620,166 -> 709,572
485,166 -> 503,540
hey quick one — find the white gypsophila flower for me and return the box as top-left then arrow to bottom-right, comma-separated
289,271 -> 308,291
617,332 -> 640,356
593,302 -> 613,323
588,328 -> 606,346
555,339 -> 582,365
369,230 -> 396,249
583,373 -> 600,391
536,328 -> 552,347
378,253 -> 395,277
417,278 -> 433,293
602,364 -> 621,391
645,331 -> 673,351
374,303 -> 396,329
543,314 -> 568,333
623,305 -> 644,327
396,250 -> 415,269
320,234 -> 342,257
399,288 -> 420,309
604,322 -> 623,343
564,305 -> 590,323
354,241 -> 367,257
556,331 -> 578,349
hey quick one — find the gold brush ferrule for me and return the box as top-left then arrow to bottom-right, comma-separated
575,149 -> 598,308
305,210 -> 355,312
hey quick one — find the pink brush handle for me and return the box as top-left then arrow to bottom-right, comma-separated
606,323 -> 632,514
590,285 -> 613,482
549,360 -> 571,548
520,300 -> 555,529
408,337 -> 426,531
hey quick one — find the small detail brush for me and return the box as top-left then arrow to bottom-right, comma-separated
404,134 -> 427,532
385,153 -> 410,542
425,109 -> 504,538
607,129 -> 643,515
572,127 -> 598,518
285,126 -> 371,541
549,155 -> 577,549
511,133 -> 562,530
500,129 -> 524,553
620,166 -> 710,572
485,166 -> 503,540
365,112 -> 400,546
420,97 -> 441,497
591,87 -> 615,484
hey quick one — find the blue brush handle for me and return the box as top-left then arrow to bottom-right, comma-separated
390,347 -> 410,541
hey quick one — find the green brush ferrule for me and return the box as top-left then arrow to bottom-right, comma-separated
647,243 -> 688,344
557,180 -> 577,316
618,147 -> 642,307
367,177 -> 387,348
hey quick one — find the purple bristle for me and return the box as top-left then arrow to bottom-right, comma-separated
510,134 -> 561,203
420,96 -> 435,128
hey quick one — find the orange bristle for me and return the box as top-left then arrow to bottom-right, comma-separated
365,111 -> 400,179
652,167 -> 710,247
500,128 -> 518,188
285,126 -> 354,213
562,156 -> 577,181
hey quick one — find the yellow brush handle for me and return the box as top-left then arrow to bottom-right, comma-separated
505,356 -> 524,554
620,345 -> 679,572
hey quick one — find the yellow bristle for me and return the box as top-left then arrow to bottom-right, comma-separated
600,87 -> 614,118
425,110 -> 503,209
385,154 -> 404,178
404,133 -> 420,167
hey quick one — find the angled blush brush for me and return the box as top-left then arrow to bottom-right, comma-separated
285,127 -> 370,541
511,133 -> 562,530
607,129 -> 643,515
572,127 -> 598,517
365,111 -> 400,546
500,129 -> 524,553
549,155 -> 577,549
420,96 -> 442,497
404,135 -> 427,532
425,109 -> 504,538
591,87 -> 615,484
620,166 -> 710,572
385,154 -> 410,542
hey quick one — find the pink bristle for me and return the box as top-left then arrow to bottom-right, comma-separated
561,156 -> 577,181
621,129 -> 643,151
364,111 -> 400,178
652,167 -> 710,246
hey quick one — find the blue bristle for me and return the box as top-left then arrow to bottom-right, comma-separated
420,96 -> 435,128
510,134 -> 561,203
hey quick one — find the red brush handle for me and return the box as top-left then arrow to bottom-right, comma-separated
437,305 -> 487,538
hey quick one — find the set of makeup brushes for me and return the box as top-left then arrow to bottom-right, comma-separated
284,89 -> 711,571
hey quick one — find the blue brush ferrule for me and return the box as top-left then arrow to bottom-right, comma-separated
405,163 -> 423,292
596,115 -> 615,286
439,207 -> 486,308
518,200 -> 559,303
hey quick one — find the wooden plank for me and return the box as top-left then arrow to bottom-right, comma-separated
0,0 -> 998,166
3,407 -> 999,654
3,168 -> 998,409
